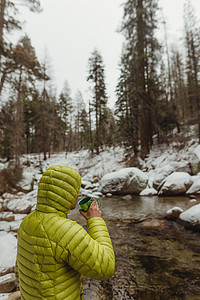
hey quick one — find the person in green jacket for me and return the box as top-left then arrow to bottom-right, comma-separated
16,165 -> 115,300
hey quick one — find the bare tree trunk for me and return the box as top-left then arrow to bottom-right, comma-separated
15,67 -> 23,167
137,0 -> 149,158
0,0 -> 6,68
0,69 -> 6,95
89,101 -> 93,151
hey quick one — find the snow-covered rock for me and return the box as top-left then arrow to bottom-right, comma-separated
8,290 -> 21,300
186,175 -> 200,194
99,167 -> 148,195
0,213 -> 14,222
18,171 -> 35,191
81,180 -> 92,189
140,187 -> 158,196
0,273 -> 16,293
105,193 -> 112,198
91,192 -> 103,197
166,207 -> 183,219
0,232 -> 17,276
4,197 -> 32,214
0,219 -> 22,233
122,195 -> 132,200
158,172 -> 192,196
3,191 -> 36,214
187,199 -> 198,209
0,222 -> 12,232
179,203 -> 200,226
0,293 -> 10,299
23,190 -> 37,205
152,162 -> 191,190
190,145 -> 200,174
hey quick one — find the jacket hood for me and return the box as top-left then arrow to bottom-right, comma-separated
36,165 -> 81,216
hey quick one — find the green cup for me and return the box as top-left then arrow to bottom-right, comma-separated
78,196 -> 94,212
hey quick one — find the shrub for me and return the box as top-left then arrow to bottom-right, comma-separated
0,166 -> 23,195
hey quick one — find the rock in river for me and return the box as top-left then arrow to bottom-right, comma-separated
158,172 -> 192,196
179,203 -> 200,227
99,167 -> 148,195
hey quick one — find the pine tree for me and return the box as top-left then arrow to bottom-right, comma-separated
10,35 -> 44,165
72,90 -> 87,150
0,0 -> 41,97
184,0 -> 200,141
79,108 -> 90,149
170,49 -> 187,124
116,0 -> 160,158
87,48 -> 108,154
0,99 -> 15,160
57,80 -> 73,151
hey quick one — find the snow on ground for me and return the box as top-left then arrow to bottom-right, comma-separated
19,146 -> 126,184
141,139 -> 197,173
16,137 -> 200,188
0,232 -> 17,274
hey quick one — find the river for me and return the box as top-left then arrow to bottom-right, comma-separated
69,195 -> 200,300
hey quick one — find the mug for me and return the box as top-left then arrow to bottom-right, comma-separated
78,196 -> 94,212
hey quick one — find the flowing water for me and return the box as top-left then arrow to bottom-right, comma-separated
69,196 -> 200,300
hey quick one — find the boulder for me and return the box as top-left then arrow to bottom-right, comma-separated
141,219 -> 165,230
122,195 -> 132,201
0,232 -> 17,276
153,162 -> 191,190
186,175 -> 200,194
0,293 -> 10,299
5,198 -> 31,214
8,291 -> 21,300
152,165 -> 174,190
81,180 -> 92,189
105,193 -> 112,198
23,190 -> 37,210
18,170 -> 35,191
91,192 -> 103,197
99,168 -> 148,195
0,212 -> 15,222
158,172 -> 192,196
0,273 -> 16,293
166,207 -> 183,219
140,187 -> 158,196
190,145 -> 200,174
0,221 -> 12,232
3,192 -> 33,214
179,203 -> 200,226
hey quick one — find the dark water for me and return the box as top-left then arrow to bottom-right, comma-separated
69,196 -> 200,300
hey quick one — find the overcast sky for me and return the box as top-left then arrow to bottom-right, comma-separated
15,0 -> 200,108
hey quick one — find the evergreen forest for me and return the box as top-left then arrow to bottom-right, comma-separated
0,0 -> 200,167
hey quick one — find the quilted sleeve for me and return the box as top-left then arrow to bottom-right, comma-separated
52,217 -> 115,280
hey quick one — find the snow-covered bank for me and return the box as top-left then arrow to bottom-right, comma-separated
12,138 -> 200,197
20,146 -> 126,184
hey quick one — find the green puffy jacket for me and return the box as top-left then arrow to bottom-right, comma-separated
16,165 -> 115,300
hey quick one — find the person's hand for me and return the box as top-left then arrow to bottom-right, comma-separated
79,200 -> 102,220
